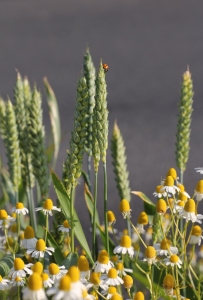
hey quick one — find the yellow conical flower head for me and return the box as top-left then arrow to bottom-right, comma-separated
138,212 -> 148,225
170,255 -> 179,263
123,275 -> 133,289
63,220 -> 70,228
108,268 -> 117,279
178,192 -> 187,202
107,211 -> 116,223
184,199 -> 195,213
160,238 -> 171,250
191,225 -> 202,236
16,202 -> 24,209
164,213 -> 170,220
41,273 -> 49,281
163,274 -> 175,289
119,199 -> 130,213
111,294 -> 123,300
116,262 -> 124,271
43,199 -> 53,210
28,273 -> 43,290
156,199 -> 167,214
36,239 -> 46,251
120,235 -> 131,247
134,291 -> 145,300
108,286 -> 117,294
167,168 -> 177,180
24,226 -> 35,239
177,201 -> 185,207
165,176 -> 174,186
78,255 -> 89,271
111,255 -> 119,263
98,250 -> 109,264
145,246 -> 156,258
32,262 -> 43,275
195,180 -> 203,193
49,263 -> 59,275
156,185 -> 163,193
14,258 -> 25,270
59,275 -> 72,291
68,266 -> 80,282
90,272 -> 100,284
0,210 -> 8,220
177,184 -> 184,192
122,229 -> 128,235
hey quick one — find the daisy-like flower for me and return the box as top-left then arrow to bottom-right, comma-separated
123,275 -> 133,290
153,185 -> 167,198
173,200 -> 185,214
46,263 -> 67,282
116,262 -> 133,277
102,286 -> 117,299
143,246 -> 157,265
119,199 -> 131,219
154,238 -> 178,256
177,184 -> 190,199
113,235 -> 134,258
111,295 -> 123,300
0,209 -> 15,228
156,199 -> 167,215
194,180 -> 203,202
35,198 -> 61,216
179,199 -> 203,223
195,167 -> 203,174
163,274 -> 175,296
8,258 -> 33,279
85,272 -> 108,291
78,255 -> 90,282
107,211 -> 116,226
0,275 -> 10,290
21,226 -> 38,249
134,291 -> 145,300
167,168 -> 178,181
22,272 -> 47,300
101,268 -> 124,286
26,239 -> 54,258
93,250 -> 114,273
41,273 -> 54,288
11,276 -> 25,287
11,202 -> 29,215
189,225 -> 203,245
136,212 -> 148,233
32,262 -> 44,275
58,220 -> 71,233
46,274 -> 72,300
161,176 -> 180,196
164,254 -> 182,268
68,266 -> 86,296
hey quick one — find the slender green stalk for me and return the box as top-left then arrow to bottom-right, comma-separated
44,214 -> 49,245
92,172 -> 98,260
103,163 -> 109,253
26,188 -> 37,234
70,186 -> 74,252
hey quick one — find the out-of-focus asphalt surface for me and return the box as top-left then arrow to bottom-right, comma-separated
1,0 -> 203,238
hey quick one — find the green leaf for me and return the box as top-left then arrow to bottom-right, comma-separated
51,169 -> 94,264
0,255 -> 14,276
61,252 -> 79,269
131,191 -> 156,215
84,183 -> 100,226
47,231 -> 64,265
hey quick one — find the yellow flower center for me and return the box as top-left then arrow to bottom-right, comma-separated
116,262 -> 124,271
63,220 -> 70,228
178,192 -> 187,201
111,294 -> 122,300
120,235 -> 131,248
41,273 -> 49,281
16,202 -> 24,209
160,238 -> 171,250
98,250 -> 109,264
0,276 -> 2,282
164,213 -> 170,220
163,274 -> 175,289
122,229 -> 128,235
145,246 -> 156,258
15,277 -> 22,282
59,275 -> 71,291
138,212 -> 148,225
123,275 -> 133,289
11,212 -> 16,218
49,263 -> 60,275
156,199 -> 167,214
107,211 -> 116,223
82,289 -> 88,298
78,255 -> 89,271
28,273 -> 42,291
108,286 -> 117,294
177,201 -> 185,207
184,199 -> 195,213
170,255 -> 179,263
24,226 -> 35,239
156,185 -> 163,193
108,268 -> 117,279
32,262 -> 43,275
165,176 -> 174,186
177,184 -> 184,192
167,168 -> 177,180
111,255 -> 119,263
119,199 -> 130,213
192,225 -> 202,236
14,258 -> 25,270
68,266 -> 80,282
168,198 -> 174,208
90,272 -> 101,284
196,180 -> 203,193
0,210 -> 8,220
43,199 -> 53,210
134,291 -> 145,300
36,239 -> 46,251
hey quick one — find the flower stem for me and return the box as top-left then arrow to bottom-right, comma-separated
70,185 -> 74,252
103,162 -> 109,253
44,213 -> 49,245
92,172 -> 98,260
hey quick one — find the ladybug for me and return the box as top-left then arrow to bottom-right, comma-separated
103,63 -> 109,73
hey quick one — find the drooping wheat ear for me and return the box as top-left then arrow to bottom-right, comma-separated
4,100 -> 21,192
176,69 -> 193,180
0,98 -> 5,139
111,122 -> 131,202
14,72 -> 35,188
92,62 -> 108,172
62,76 -> 89,192
83,47 -> 96,155
29,86 -> 48,200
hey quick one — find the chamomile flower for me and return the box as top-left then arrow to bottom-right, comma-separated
179,199 -> 203,223
114,235 -> 134,258
161,176 -> 180,195
194,180 -> 203,201
154,238 -> 178,256
195,167 -> 203,174
177,184 -> 190,199
116,262 -> 133,277
21,226 -> 38,249
26,239 -> 54,258
134,291 -> 145,300
78,255 -> 90,282
136,212 -> 148,233
163,274 -> 175,296
119,199 -> 131,219
143,246 -> 157,265
46,275 -> 73,300
8,258 -> 33,279
22,273 -> 47,300
156,199 -> 167,215
11,276 -> 25,287
68,266 -> 86,296
0,275 -> 10,290
123,275 -> 133,289
164,254 -> 182,268
58,220 -> 71,233
0,209 -> 15,228
167,168 -> 178,181
153,185 -> 167,198
173,200 -> 185,214
107,211 -> 116,226
93,250 -> 114,273
46,263 -> 67,282
85,272 -> 108,291
102,286 -> 117,299
41,273 -> 54,288
189,225 -> 203,245
11,202 -> 29,215
32,262 -> 44,275
35,198 -> 61,216
101,268 -> 124,286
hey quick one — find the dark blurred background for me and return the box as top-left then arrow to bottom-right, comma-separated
1,0 -> 203,238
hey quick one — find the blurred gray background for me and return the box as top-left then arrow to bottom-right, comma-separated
1,0 -> 203,238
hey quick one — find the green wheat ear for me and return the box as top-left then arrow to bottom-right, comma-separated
0,98 -> 5,139
176,69 -> 193,181
111,121 -> 131,202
